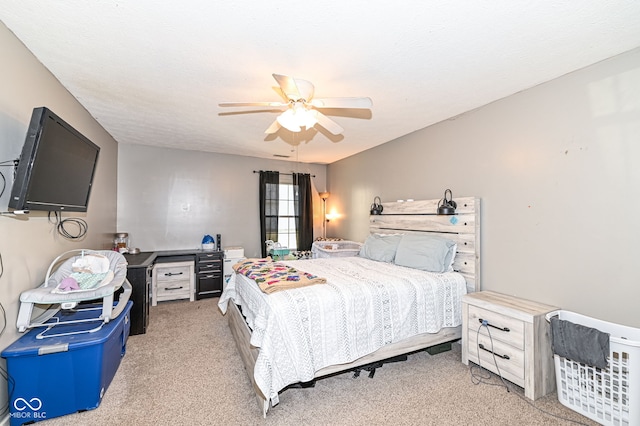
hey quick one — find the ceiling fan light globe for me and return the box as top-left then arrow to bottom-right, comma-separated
300,108 -> 318,129
277,109 -> 301,132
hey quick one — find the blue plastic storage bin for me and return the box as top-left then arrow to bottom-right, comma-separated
1,301 -> 132,425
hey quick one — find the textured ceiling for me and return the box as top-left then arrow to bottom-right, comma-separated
2,1 -> 640,164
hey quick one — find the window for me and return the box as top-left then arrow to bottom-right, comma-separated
260,171 -> 313,257
278,183 -> 297,250
277,177 -> 297,250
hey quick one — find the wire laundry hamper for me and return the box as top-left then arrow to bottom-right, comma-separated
311,240 -> 362,259
548,310 -> 640,426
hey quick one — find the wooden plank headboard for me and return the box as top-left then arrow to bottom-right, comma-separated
368,197 -> 481,294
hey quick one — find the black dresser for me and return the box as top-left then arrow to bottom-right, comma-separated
195,251 -> 224,299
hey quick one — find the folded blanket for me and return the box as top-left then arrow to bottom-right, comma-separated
550,316 -> 610,369
233,258 -> 326,294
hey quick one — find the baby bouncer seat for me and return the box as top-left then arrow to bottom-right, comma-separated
16,249 -> 132,338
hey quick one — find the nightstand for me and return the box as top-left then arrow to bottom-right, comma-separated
152,260 -> 195,306
461,291 -> 559,400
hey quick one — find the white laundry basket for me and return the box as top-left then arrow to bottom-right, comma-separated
549,310 -> 640,426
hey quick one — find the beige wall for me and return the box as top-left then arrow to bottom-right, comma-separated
117,143 -> 327,258
328,47 -> 640,328
0,22 -> 118,402
2,15 -> 638,414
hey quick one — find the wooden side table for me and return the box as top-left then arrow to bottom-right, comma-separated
152,260 -> 195,306
461,291 -> 559,400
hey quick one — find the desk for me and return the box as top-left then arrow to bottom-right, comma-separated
123,252 -> 155,335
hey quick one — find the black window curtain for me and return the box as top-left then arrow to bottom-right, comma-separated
293,173 -> 313,252
259,171 -> 279,257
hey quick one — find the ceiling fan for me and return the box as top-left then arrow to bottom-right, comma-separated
219,74 -> 372,135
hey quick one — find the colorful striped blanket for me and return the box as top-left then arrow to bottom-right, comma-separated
232,258 -> 326,294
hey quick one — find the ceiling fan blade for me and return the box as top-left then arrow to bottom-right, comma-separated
310,97 -> 373,109
219,101 -> 287,108
265,119 -> 281,134
293,78 -> 315,101
314,111 -> 344,135
273,74 -> 302,101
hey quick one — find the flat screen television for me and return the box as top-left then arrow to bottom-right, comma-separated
9,107 -> 100,212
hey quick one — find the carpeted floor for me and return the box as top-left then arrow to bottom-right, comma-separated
38,298 -> 597,426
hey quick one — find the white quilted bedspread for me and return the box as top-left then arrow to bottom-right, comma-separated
218,256 -> 466,406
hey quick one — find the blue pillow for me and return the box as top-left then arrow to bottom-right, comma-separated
359,234 -> 403,262
393,234 -> 457,273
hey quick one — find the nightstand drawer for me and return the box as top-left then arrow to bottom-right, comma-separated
197,261 -> 221,273
468,331 -> 525,385
468,305 -> 525,350
156,280 -> 191,299
197,252 -> 222,263
155,264 -> 192,283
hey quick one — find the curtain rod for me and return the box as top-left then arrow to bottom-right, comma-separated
253,170 -> 315,178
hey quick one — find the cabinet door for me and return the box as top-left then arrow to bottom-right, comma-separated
197,271 -> 222,299
125,266 -> 149,335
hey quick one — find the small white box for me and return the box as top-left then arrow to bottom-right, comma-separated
224,247 -> 244,258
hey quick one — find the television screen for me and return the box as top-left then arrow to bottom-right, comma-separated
9,107 -> 100,212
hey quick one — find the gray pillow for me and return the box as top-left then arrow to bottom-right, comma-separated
393,234 -> 457,273
359,234 -> 403,262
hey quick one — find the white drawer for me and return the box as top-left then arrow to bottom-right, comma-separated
467,305 -> 524,350
468,331 -> 525,385
156,279 -> 191,299
155,264 -> 192,283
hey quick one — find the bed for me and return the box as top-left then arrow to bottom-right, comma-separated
218,197 -> 480,416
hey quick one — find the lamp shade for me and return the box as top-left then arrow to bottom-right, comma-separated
277,103 -> 318,132
276,109 -> 301,132
370,196 -> 383,215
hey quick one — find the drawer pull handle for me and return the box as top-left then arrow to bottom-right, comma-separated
478,343 -> 510,360
164,272 -> 184,277
164,286 -> 184,291
478,318 -> 510,332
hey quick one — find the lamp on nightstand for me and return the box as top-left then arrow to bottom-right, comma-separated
319,192 -> 330,239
